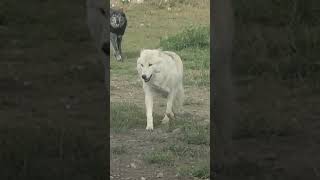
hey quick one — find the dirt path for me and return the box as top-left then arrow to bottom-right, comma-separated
110,76 -> 210,179
111,77 -> 210,120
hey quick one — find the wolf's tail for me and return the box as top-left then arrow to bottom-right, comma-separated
173,83 -> 185,113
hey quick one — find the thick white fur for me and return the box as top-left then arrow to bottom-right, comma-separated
137,49 -> 184,130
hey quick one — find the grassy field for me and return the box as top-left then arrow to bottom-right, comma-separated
110,0 -> 210,179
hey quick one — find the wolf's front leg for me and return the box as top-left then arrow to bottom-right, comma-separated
162,91 -> 175,124
145,90 -> 154,130
110,33 -> 121,61
117,35 -> 123,60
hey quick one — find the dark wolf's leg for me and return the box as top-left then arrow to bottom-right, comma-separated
117,35 -> 123,61
110,32 -> 117,56
110,32 -> 121,61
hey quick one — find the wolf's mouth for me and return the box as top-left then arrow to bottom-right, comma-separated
144,74 -> 152,82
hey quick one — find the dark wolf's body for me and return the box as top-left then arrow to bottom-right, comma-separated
110,8 -> 127,61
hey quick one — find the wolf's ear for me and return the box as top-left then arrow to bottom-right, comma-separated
140,48 -> 145,54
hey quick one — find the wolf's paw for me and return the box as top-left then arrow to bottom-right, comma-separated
167,112 -> 175,119
146,125 -> 154,131
161,115 -> 170,124
115,54 -> 122,61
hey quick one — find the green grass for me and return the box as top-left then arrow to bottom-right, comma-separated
110,60 -> 138,80
112,145 -> 127,155
111,103 -> 145,132
159,26 -> 209,52
111,4 -> 210,86
180,48 -> 210,86
111,102 -> 163,132
162,115 -> 209,145
160,26 -> 210,86
177,161 -> 209,179
142,126 -> 210,173
111,26 -> 210,86
160,26 -> 209,51
180,123 -> 210,145
149,136 -> 167,143
164,143 -> 209,159
132,0 -> 210,9
143,150 -> 175,166
166,143 -> 192,157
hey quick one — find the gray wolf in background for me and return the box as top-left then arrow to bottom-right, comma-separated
109,8 -> 127,61
137,49 -> 185,130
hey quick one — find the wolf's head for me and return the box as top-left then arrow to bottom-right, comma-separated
136,49 -> 162,83
110,8 -> 126,29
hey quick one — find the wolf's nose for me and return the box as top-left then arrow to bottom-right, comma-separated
142,75 -> 147,80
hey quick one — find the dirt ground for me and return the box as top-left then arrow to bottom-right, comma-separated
110,81 -> 210,180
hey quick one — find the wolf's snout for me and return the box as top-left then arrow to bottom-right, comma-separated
142,75 -> 147,80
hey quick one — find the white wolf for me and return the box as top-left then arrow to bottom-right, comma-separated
137,49 -> 185,130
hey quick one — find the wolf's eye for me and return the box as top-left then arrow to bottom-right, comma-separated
149,64 -> 153,67
140,64 -> 144,67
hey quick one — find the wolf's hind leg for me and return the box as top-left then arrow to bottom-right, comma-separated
162,91 -> 175,124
